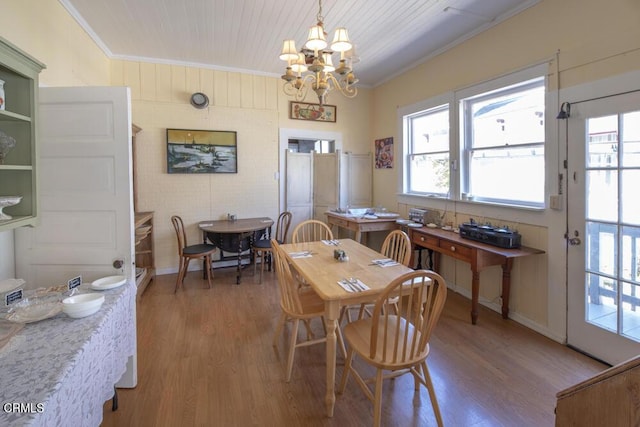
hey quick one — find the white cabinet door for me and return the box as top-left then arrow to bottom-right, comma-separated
345,152 -> 372,208
15,87 -> 134,287
313,152 -> 340,219
285,150 -> 314,234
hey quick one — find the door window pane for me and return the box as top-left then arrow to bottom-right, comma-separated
621,226 -> 640,282
622,111 -> 640,167
621,281 -> 640,341
587,115 -> 618,168
587,221 -> 617,276
622,170 -> 640,225
586,272 -> 617,332
586,170 -> 618,221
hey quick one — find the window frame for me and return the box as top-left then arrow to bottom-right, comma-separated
398,63 -> 548,210
460,76 -> 546,208
405,103 -> 451,196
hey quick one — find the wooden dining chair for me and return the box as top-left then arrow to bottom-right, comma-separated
253,211 -> 292,283
271,239 -> 346,382
343,229 -> 412,323
171,215 -> 217,293
367,229 -> 412,315
291,219 -> 333,243
380,229 -> 412,266
338,270 -> 448,427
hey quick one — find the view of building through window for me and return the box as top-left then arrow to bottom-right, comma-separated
462,78 -> 545,206
585,111 -> 640,341
402,73 -> 546,208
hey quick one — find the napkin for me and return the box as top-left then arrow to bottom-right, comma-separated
321,240 -> 340,246
371,258 -> 399,267
289,251 -> 313,259
337,278 -> 370,293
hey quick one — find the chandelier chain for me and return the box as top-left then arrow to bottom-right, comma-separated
317,0 -> 324,24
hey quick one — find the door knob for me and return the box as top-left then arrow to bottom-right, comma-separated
567,230 -> 581,246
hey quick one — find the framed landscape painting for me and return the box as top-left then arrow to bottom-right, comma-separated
166,129 -> 237,174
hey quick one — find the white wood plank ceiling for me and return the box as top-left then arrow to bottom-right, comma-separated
60,0 -> 539,87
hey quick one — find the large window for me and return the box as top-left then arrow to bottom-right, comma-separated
401,66 -> 546,209
405,105 -> 450,195
461,77 -> 545,207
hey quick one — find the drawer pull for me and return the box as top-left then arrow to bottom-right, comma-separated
450,246 -> 456,252
421,237 -> 425,242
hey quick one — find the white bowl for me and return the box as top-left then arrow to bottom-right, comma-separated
0,196 -> 22,220
62,293 -> 104,318
63,304 -> 102,318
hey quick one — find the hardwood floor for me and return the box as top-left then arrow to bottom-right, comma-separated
102,268 -> 607,427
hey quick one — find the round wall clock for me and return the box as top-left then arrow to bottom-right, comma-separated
190,92 -> 209,109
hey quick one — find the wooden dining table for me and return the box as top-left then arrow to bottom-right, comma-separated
199,217 -> 274,284
278,238 -> 414,417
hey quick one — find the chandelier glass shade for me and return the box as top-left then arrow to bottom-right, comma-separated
279,0 -> 358,105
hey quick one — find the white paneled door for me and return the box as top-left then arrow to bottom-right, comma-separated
15,86 -> 136,387
313,152 -> 340,220
285,150 -> 314,234
15,87 -> 134,287
567,91 -> 640,365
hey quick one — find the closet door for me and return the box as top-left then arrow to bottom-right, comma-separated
346,152 -> 372,208
285,150 -> 313,233
313,152 -> 340,219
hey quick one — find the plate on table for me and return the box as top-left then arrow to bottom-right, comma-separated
396,219 -> 411,225
375,212 -> 400,218
91,275 -> 126,291
6,302 -> 62,324
407,222 -> 422,228
363,214 -> 378,220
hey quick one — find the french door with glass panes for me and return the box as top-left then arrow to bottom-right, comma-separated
567,91 -> 640,365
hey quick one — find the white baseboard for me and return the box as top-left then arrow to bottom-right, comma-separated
449,284 -> 565,344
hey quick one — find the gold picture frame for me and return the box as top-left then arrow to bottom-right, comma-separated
166,128 -> 237,174
289,101 -> 337,122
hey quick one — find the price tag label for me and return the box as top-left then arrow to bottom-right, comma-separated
5,289 -> 23,306
67,276 -> 82,291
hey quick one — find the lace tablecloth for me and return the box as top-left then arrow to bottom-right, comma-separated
0,282 -> 136,426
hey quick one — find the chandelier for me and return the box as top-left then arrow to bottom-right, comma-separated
279,0 -> 358,105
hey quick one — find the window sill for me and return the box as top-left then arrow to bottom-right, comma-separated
397,193 -> 548,226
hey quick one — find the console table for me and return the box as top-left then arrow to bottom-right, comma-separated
409,226 -> 544,324
325,211 -> 398,244
0,282 -> 136,426
199,217 -> 274,284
